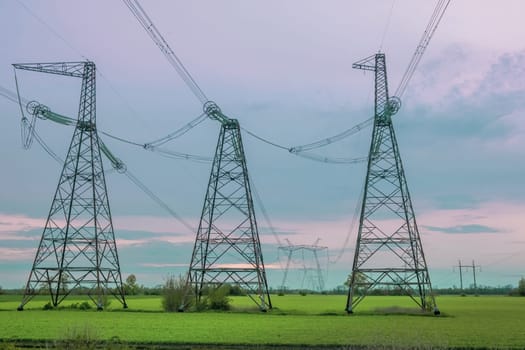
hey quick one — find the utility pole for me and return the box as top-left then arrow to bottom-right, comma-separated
457,260 -> 464,291
470,260 -> 481,295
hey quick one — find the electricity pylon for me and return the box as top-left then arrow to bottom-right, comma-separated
15,61 -> 127,310
183,102 -> 271,311
346,54 -> 439,315
279,239 -> 328,292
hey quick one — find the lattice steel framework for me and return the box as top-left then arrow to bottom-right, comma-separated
15,61 -> 127,310
346,54 -> 439,314
279,239 -> 328,292
183,102 -> 271,311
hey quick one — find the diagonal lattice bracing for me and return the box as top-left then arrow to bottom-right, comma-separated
346,54 -> 438,315
183,102 -> 271,311
15,62 -> 126,310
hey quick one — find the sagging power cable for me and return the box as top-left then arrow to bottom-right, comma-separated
329,185 -> 364,264
122,0 -> 371,164
249,173 -> 282,247
4,77 -> 211,163
294,152 -> 367,165
123,0 -> 208,105
145,112 -> 208,148
394,0 -> 451,99
4,80 -> 367,166
19,122 -> 196,234
241,126 -> 369,165
123,169 -> 196,233
288,117 -> 374,153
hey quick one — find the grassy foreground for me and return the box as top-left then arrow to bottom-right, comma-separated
0,294 -> 524,349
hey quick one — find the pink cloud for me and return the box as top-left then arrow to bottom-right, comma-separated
140,263 -> 188,268
260,200 -> 525,270
113,215 -> 197,236
479,109 -> 525,152
115,234 -> 195,248
0,213 -> 44,236
2,199 -> 524,274
0,247 -> 36,262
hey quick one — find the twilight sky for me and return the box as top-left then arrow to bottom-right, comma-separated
0,0 -> 524,291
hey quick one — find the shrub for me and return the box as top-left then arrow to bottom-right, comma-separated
206,285 -> 231,311
228,284 -> 246,296
162,274 -> 190,312
79,301 -> 92,310
518,277 -> 525,296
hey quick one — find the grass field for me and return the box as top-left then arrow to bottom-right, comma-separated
0,294 -> 524,349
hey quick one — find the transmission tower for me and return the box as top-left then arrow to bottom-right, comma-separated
182,102 -> 271,311
345,54 -> 438,315
15,61 -> 127,310
279,239 -> 328,292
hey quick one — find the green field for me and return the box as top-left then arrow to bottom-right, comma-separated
0,294 -> 524,349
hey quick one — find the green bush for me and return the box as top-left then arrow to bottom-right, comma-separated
518,277 -> 525,296
206,285 -> 231,310
162,274 -> 190,312
228,284 -> 246,296
79,301 -> 92,310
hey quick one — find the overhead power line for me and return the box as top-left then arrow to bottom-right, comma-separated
122,0 -> 371,162
394,0 -> 451,99
249,174 -> 282,247
289,117 -> 374,153
4,75 -> 212,163
240,126 -> 290,151
15,0 -> 88,61
123,0 -> 208,105
145,112 -> 208,148
123,169 -> 196,233
241,126 -> 369,165
293,152 -> 367,165
15,115 -> 197,234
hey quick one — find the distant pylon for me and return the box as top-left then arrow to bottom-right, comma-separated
346,54 -> 438,315
183,102 -> 271,311
279,238 -> 328,292
15,61 -> 127,310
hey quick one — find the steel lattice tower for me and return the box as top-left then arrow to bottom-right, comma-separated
16,62 -> 127,310
183,102 -> 271,311
346,54 -> 439,314
279,239 -> 328,292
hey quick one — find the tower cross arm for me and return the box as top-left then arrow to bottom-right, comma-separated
352,55 -> 377,72
13,62 -> 91,78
